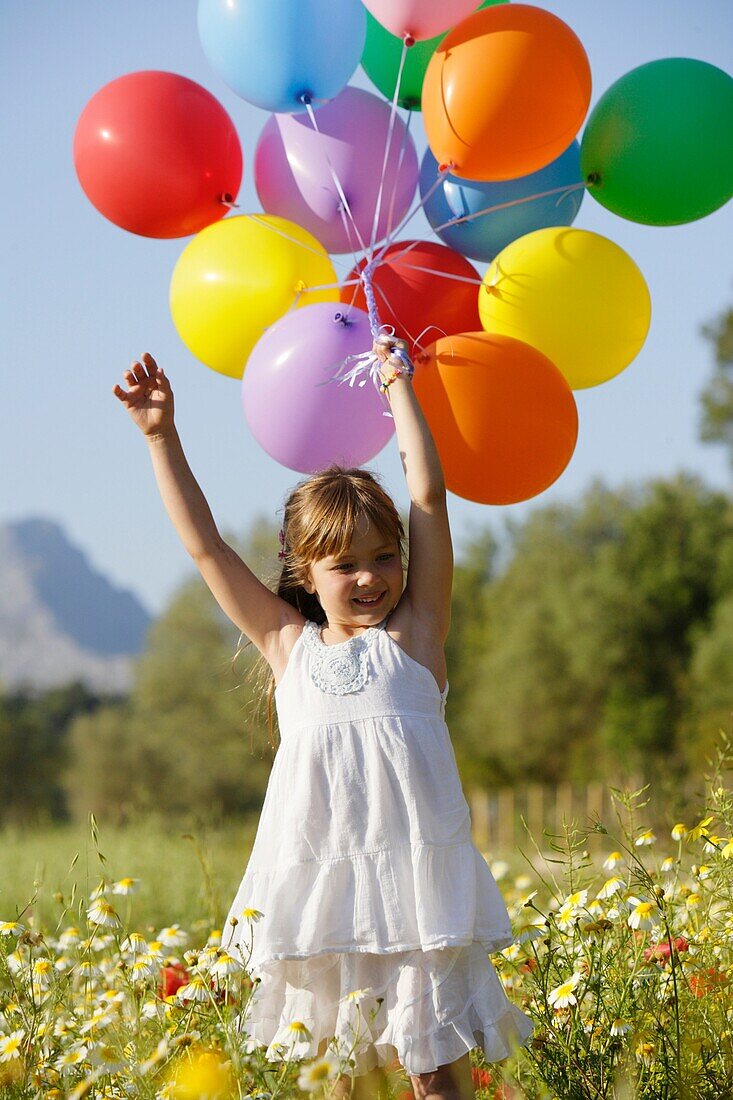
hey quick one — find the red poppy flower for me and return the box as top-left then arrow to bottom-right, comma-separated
688,968 -> 729,997
157,962 -> 190,999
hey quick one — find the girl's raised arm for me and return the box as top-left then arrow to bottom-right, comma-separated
385,373 -> 453,640
113,353 -> 301,661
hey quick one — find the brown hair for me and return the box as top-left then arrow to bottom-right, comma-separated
236,464 -> 406,751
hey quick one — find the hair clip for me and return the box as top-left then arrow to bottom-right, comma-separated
278,527 -> 286,560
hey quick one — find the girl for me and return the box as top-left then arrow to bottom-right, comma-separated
113,350 -> 533,1099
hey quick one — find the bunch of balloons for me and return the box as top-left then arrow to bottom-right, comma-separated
74,1 -> 733,504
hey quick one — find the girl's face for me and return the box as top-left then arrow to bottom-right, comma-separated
304,520 -> 403,627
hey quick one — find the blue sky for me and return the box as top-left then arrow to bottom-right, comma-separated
2,1 -> 732,615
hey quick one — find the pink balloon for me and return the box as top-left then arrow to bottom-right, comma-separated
254,87 -> 418,254
242,303 -> 395,472
362,0 -> 481,40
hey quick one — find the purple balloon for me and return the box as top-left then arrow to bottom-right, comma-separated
254,86 -> 418,254
242,303 -> 395,472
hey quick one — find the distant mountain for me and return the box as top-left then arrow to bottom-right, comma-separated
0,518 -> 151,693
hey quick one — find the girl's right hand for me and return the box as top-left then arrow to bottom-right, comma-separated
113,351 -> 175,438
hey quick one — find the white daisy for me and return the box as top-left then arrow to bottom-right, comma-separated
0,1030 -> 25,1062
86,899 -> 121,929
548,973 -> 581,1009
157,924 -> 188,948
297,1052 -> 340,1092
111,877 -> 140,895
626,896 -> 659,930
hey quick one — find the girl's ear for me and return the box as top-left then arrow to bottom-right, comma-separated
303,569 -> 316,595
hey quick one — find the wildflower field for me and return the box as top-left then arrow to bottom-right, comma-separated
2,736 -> 733,1100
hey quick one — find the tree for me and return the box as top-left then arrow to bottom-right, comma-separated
453,475 -> 733,788
699,305 -> 733,467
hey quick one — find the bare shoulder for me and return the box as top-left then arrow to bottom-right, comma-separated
385,596 -> 449,691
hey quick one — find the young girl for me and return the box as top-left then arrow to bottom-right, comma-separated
113,350 -> 533,1099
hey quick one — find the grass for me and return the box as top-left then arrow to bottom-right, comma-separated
0,815 -> 261,935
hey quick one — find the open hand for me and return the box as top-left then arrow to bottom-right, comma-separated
112,352 -> 175,438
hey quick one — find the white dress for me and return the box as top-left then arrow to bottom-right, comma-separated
224,616 -> 533,1075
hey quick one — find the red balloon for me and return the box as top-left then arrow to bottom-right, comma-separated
342,240 -> 481,346
413,332 -> 578,504
73,71 -> 242,238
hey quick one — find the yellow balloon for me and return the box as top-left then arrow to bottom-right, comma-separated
479,227 -> 651,389
170,214 -> 339,379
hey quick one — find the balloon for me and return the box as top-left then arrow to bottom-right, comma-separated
420,142 -> 583,263
169,215 -> 338,379
581,59 -> 733,226
197,0 -> 366,113
343,241 -> 481,345
360,0 -> 507,109
73,71 -> 242,238
242,304 -> 394,471
361,0 -> 480,40
479,227 -> 651,390
422,4 -> 591,180
254,87 -> 418,255
412,332 -> 578,504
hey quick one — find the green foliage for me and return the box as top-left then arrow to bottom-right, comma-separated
699,306 -> 733,465
457,474 -> 733,788
0,682 -> 107,825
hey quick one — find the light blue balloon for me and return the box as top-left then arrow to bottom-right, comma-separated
198,0 -> 366,114
420,142 -> 584,263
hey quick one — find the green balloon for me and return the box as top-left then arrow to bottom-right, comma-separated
581,58 -> 733,226
360,0 -> 507,111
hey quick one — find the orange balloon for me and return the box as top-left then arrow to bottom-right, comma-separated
413,332 -> 578,504
422,4 -> 591,181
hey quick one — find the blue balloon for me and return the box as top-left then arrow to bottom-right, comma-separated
198,0 -> 366,113
420,142 -> 584,263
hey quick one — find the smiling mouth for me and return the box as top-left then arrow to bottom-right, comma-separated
352,592 -> 385,606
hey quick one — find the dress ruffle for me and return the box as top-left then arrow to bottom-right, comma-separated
237,942 -> 534,1076
225,842 -> 515,972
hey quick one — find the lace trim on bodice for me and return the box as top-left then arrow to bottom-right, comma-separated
301,619 -> 385,695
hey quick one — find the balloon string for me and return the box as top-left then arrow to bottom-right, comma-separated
301,97 -> 369,260
432,178 -> 589,234
383,179 -> 590,271
246,213 -> 350,270
383,261 -> 485,286
368,38 -> 409,259
386,110 -> 413,240
371,167 -> 450,268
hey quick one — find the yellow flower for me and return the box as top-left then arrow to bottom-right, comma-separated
166,1048 -> 235,1100
596,876 -> 624,899
603,851 -> 624,870
721,839 -> 733,859
686,893 -> 702,908
671,823 -> 688,841
635,829 -> 656,847
688,817 -> 714,843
